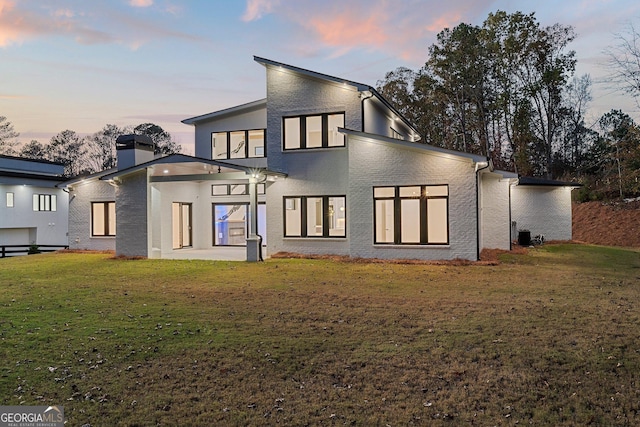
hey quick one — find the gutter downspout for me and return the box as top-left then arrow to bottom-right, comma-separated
475,161 -> 491,261
360,90 -> 374,132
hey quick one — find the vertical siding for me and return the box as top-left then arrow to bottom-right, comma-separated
511,186 -> 573,241
68,180 -> 115,251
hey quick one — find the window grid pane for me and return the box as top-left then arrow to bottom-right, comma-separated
248,130 -> 265,158
212,133 -> 228,159
306,197 -> 323,236
284,118 -> 301,149
328,196 -> 346,236
375,199 -> 394,243
306,116 -> 322,148
327,114 -> 345,147
229,131 -> 245,159
284,198 -> 302,236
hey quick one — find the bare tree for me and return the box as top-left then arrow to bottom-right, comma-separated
0,116 -> 19,155
605,22 -> 640,107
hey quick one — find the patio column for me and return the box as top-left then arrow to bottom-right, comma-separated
246,174 -> 260,261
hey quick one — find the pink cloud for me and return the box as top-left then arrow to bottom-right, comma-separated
242,0 -> 280,22
129,0 -> 154,7
307,9 -> 389,50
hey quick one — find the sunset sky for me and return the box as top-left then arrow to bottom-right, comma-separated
1,0 -> 639,154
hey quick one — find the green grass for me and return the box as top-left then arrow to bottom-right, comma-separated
1,244 -> 639,426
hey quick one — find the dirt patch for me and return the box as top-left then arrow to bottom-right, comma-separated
573,200 -> 640,247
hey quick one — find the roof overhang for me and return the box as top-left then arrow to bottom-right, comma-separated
182,98 -> 267,125
517,176 -> 582,188
340,128 -> 487,164
98,154 -> 286,183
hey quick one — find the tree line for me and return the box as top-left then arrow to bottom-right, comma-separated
0,120 -> 181,177
376,11 -> 640,200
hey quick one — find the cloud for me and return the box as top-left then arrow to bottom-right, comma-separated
129,0 -> 154,7
242,0 -> 280,22
239,0 -> 491,64
0,1 -> 204,49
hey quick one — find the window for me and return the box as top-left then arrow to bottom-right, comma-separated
6,192 -> 14,208
32,194 -> 56,211
283,112 -> 345,150
374,185 -> 448,245
211,129 -> 265,159
211,184 -> 265,196
91,202 -> 116,237
283,196 -> 346,238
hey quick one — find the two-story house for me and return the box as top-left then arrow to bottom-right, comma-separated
63,56 -> 576,261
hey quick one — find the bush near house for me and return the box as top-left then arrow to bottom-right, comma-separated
1,245 -> 639,426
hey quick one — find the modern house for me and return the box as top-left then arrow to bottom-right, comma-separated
0,155 -> 69,256
63,56 -> 577,261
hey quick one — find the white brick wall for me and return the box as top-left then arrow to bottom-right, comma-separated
264,65 -> 361,257
115,170 -> 148,257
347,136 -> 479,261
68,180 -> 115,251
264,66 -> 363,174
511,186 -> 573,241
479,172 -> 511,250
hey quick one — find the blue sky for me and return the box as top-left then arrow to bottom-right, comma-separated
1,0 -> 639,154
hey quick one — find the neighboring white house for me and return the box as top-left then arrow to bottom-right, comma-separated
0,155 -> 68,256
63,56 -> 578,261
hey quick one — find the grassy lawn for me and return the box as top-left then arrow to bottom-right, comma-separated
1,245 -> 639,426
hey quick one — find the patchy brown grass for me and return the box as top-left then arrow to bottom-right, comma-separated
271,251 -> 500,266
1,245 -> 639,426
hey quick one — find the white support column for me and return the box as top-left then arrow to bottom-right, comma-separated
246,174 -> 260,261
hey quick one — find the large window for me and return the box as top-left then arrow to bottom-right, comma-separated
91,202 -> 116,237
283,112 -> 345,150
284,196 -> 346,238
211,129 -> 265,159
32,194 -> 56,212
374,185 -> 448,245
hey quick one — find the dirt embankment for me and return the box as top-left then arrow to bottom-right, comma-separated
572,200 -> 640,248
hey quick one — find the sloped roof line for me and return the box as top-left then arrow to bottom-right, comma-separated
182,98 -> 266,125
253,56 -> 421,141
339,127 -> 487,163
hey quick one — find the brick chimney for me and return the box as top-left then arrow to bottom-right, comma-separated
116,134 -> 155,170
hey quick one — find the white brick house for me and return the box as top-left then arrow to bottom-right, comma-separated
63,56 -> 577,261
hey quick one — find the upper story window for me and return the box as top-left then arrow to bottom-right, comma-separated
211,183 -> 265,196
211,129 -> 265,160
32,194 -> 56,212
283,112 -> 345,150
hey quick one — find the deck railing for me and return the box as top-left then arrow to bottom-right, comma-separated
0,244 -> 69,258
